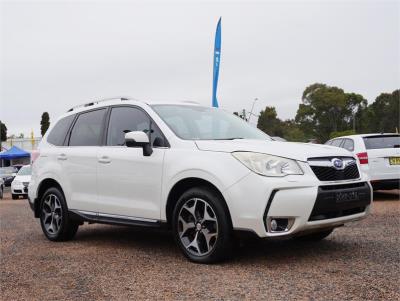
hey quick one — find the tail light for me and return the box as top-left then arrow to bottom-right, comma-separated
356,152 -> 368,164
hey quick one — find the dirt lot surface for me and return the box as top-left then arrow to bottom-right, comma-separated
1,189 -> 399,301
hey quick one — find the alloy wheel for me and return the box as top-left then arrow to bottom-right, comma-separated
42,194 -> 63,235
178,198 -> 219,256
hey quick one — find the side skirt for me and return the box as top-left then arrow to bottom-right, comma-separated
69,210 -> 165,228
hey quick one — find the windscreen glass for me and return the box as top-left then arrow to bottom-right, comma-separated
152,105 -> 271,141
17,166 -> 31,176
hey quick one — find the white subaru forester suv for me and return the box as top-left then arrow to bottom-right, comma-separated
29,98 -> 372,263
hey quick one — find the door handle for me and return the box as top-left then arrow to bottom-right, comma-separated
98,156 -> 111,164
57,154 -> 67,161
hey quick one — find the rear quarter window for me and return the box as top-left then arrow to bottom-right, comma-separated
363,135 -> 400,150
47,114 -> 75,146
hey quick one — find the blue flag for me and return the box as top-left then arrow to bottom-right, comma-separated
212,18 -> 221,108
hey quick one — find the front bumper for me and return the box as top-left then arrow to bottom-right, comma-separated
224,162 -> 372,238
11,183 -> 29,195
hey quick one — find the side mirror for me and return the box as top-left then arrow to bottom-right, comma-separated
124,131 -> 153,156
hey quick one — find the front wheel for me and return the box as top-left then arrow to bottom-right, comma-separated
0,186 -> 3,199
39,187 -> 79,241
172,187 -> 233,264
12,194 -> 18,200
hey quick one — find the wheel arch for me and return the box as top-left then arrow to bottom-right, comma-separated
34,178 -> 65,218
165,177 -> 232,228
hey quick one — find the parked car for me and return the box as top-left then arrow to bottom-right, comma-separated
0,177 -> 4,199
28,98 -> 372,263
11,165 -> 32,199
325,134 -> 400,190
0,166 -> 17,186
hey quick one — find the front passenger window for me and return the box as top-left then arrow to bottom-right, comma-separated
107,107 -> 166,147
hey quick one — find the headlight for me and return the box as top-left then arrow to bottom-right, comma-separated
232,152 -> 303,177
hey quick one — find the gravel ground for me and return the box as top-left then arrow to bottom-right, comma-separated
1,189 -> 399,301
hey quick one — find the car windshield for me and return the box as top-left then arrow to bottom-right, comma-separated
152,105 -> 271,141
17,166 -> 31,176
363,135 -> 400,150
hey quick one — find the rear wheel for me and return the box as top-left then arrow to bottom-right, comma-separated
296,229 -> 334,241
0,186 -> 3,199
12,194 -> 18,200
39,187 -> 79,241
172,187 -> 233,263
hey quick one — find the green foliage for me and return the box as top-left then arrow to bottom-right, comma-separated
281,120 -> 307,142
359,90 -> 399,133
257,106 -> 283,136
0,121 -> 7,141
40,112 -> 50,136
329,130 -> 356,139
295,83 -> 367,143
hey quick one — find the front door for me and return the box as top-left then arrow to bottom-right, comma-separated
96,106 -> 167,220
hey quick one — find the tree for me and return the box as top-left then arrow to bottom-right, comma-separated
0,121 -> 7,141
257,106 -> 283,136
360,89 -> 399,133
281,120 -> 306,142
295,83 -> 367,143
40,112 -> 50,136
18,133 -> 25,139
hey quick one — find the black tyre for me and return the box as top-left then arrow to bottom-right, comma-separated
172,186 -> 233,264
12,194 -> 18,200
0,186 -> 3,199
295,229 -> 334,241
39,187 -> 79,241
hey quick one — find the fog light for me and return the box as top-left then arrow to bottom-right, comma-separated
270,219 -> 278,231
267,217 -> 295,233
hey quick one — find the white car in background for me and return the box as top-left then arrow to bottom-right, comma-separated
11,165 -> 32,199
325,134 -> 400,190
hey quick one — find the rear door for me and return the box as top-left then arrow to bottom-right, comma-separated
63,108 -> 107,211
363,135 -> 400,180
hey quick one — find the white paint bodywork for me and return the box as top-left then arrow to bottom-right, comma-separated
11,174 -> 31,195
29,99 -> 371,238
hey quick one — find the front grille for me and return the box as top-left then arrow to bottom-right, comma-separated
309,182 -> 371,221
308,157 -> 360,181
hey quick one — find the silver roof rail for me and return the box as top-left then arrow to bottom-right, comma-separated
67,96 -> 136,112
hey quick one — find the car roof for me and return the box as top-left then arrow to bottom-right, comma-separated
60,98 -> 204,119
330,133 -> 399,140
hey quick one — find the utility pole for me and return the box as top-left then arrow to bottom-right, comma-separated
248,98 -> 258,123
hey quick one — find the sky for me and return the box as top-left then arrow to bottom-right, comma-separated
1,0 -> 399,136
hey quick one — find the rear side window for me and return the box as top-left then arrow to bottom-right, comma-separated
106,107 -> 166,147
363,135 -> 400,150
47,115 -> 75,146
69,109 -> 106,146
342,139 -> 354,151
331,139 -> 342,147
